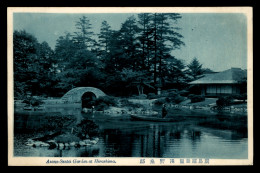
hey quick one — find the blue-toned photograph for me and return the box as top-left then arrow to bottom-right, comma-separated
12,12 -> 248,159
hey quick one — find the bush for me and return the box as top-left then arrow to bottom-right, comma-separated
120,98 -> 131,106
93,96 -> 118,111
164,89 -> 178,93
188,94 -> 205,103
154,98 -> 166,105
174,95 -> 185,104
120,98 -> 144,109
129,102 -> 144,108
165,92 -> 185,104
95,102 -> 108,111
147,92 -> 169,99
231,93 -> 247,102
179,90 -> 190,97
95,96 -> 118,107
160,92 -> 170,97
167,92 -> 178,98
131,94 -> 147,99
22,97 -> 44,107
216,96 -> 233,107
147,93 -> 157,99
166,96 -> 185,104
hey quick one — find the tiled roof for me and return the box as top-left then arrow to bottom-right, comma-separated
189,68 -> 247,84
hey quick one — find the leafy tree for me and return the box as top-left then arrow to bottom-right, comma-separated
13,30 -> 56,97
120,68 -> 154,95
54,48 -> 105,92
13,14 -> 188,98
165,57 -> 186,85
33,41 -> 55,95
13,30 -> 40,98
53,16 -> 106,94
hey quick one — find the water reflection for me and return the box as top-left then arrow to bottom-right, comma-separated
14,106 -> 248,159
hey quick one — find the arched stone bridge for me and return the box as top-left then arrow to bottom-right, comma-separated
61,87 -> 106,103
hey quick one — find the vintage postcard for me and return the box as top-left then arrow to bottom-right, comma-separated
7,7 -> 253,166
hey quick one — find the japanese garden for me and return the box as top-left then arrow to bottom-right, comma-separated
13,13 -> 248,158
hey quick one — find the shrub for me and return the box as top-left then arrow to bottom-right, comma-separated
95,102 -> 108,111
120,98 -> 131,106
132,94 -> 147,99
154,98 -> 166,105
120,98 -> 144,109
95,96 -> 118,107
93,96 -> 118,110
166,95 -> 185,104
147,93 -> 157,99
167,92 -> 179,98
22,97 -> 44,107
165,92 -> 185,104
160,92 -> 169,97
164,89 -> 178,93
216,96 -> 233,107
231,93 -> 247,102
174,95 -> 185,104
147,92 -> 168,99
128,102 -> 144,108
179,90 -> 190,97
188,94 -> 205,103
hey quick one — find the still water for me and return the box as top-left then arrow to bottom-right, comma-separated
14,106 -> 248,159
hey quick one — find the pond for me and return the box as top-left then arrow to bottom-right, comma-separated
13,106 -> 248,159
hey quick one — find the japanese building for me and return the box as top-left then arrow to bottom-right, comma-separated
189,68 -> 247,97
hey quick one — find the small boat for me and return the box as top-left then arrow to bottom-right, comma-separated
130,114 -> 178,122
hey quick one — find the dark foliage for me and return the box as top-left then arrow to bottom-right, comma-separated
12,14 -> 220,98
186,57 -> 204,81
179,90 -> 190,97
93,96 -> 118,111
231,93 -> 247,102
22,97 -> 44,107
165,92 -> 185,104
147,93 -> 158,99
120,98 -> 144,109
188,94 -> 205,103
76,119 -> 99,139
154,98 -> 166,105
216,96 -> 233,107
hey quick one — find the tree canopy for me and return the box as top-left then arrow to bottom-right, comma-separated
13,14 -> 213,98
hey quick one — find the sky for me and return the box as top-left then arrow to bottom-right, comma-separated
13,12 -> 248,72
